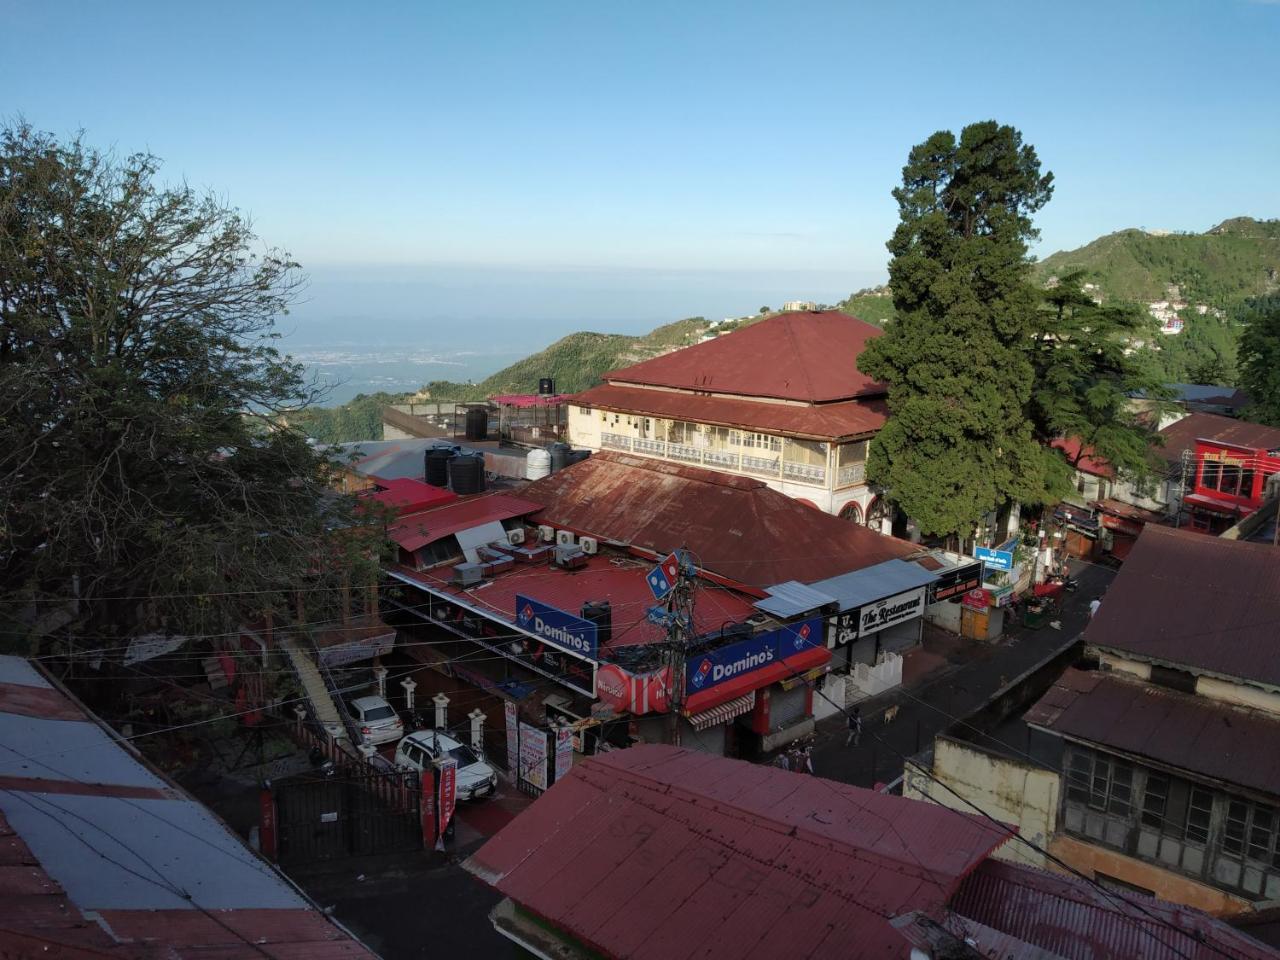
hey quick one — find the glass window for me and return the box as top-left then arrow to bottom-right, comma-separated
1065,750 -> 1132,816
362,705 -> 395,721
1201,460 -> 1220,490
1186,788 -> 1214,844
1220,798 -> 1280,869
1218,464 -> 1240,496
1241,467 -> 1256,499
1224,800 -> 1248,856
1142,774 -> 1169,829
1067,752 -> 1091,804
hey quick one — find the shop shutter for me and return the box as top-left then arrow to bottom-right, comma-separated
679,718 -> 727,755
770,684 -> 808,730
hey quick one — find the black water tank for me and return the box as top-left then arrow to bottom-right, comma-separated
548,442 -> 571,474
580,600 -> 612,647
464,406 -> 488,442
448,453 -> 486,495
538,378 -> 555,395
425,447 -> 455,487
569,449 -> 591,465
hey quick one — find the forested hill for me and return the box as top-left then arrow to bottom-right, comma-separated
1033,217 -> 1280,307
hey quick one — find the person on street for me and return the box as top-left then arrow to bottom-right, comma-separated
774,751 -> 790,772
845,707 -> 862,747
800,745 -> 815,775
1089,597 -> 1101,618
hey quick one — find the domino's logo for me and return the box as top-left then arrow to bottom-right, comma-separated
690,659 -> 712,690
519,603 -> 534,625
793,622 -> 811,650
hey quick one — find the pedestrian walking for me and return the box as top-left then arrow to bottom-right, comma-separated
845,707 -> 862,747
800,745 -> 815,775
1089,597 -> 1101,618
774,751 -> 790,772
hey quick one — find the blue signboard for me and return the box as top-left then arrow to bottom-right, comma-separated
516,595 -> 599,661
685,618 -> 822,696
974,545 -> 1014,572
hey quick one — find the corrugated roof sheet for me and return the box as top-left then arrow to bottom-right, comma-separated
951,858 -> 1279,960
366,477 -> 458,515
520,452 -> 920,590
807,559 -> 939,612
1157,412 -> 1280,464
0,656 -> 377,958
466,744 -> 1012,960
601,311 -> 886,403
1083,524 -> 1280,686
1025,668 -> 1280,797
570,382 -> 887,441
755,581 -> 837,618
388,492 -> 544,552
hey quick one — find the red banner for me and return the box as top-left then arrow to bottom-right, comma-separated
437,760 -> 458,838
421,770 -> 436,849
259,788 -> 277,860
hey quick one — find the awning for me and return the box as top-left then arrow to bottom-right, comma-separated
685,692 -> 757,731
682,645 -> 832,716
1183,493 -> 1247,518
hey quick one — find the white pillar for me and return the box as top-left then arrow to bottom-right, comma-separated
433,693 -> 450,730
374,665 -> 388,698
401,678 -> 417,712
359,743 -> 377,761
468,709 -> 486,753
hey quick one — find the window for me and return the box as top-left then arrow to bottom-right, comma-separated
1066,750 -> 1132,817
1218,464 -> 1241,496
1241,467 -> 1256,498
1222,799 -> 1280,867
1142,774 -> 1169,829
1185,788 -> 1214,844
1201,460 -> 1220,490
742,432 -> 781,452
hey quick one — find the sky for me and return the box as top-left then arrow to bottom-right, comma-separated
3,0 -> 1279,350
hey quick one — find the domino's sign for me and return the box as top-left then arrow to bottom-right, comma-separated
516,595 -> 599,661
685,618 -> 821,696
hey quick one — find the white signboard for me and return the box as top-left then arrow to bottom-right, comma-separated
519,722 -> 549,792
504,700 -> 519,774
554,727 -> 574,782
856,587 -> 926,636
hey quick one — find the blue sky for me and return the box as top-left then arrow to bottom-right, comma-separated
3,0 -> 1279,344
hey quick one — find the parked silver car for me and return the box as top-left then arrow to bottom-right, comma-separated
394,730 -> 498,800
348,695 -> 403,746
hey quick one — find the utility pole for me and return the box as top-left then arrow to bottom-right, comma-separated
664,549 -> 696,747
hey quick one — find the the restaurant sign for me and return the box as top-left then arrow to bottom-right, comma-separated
516,595 -> 599,661
685,618 -> 821,696
858,587 -> 926,637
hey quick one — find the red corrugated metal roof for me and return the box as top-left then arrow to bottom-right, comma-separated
467,745 -> 1013,960
1051,437 -> 1117,478
366,477 -> 457,515
1158,412 -> 1280,464
601,311 -> 886,403
520,452 -> 920,590
1025,668 -> 1280,797
570,382 -> 887,441
394,553 -> 757,651
1083,524 -> 1280,686
388,492 -> 544,552
951,858 -> 1279,960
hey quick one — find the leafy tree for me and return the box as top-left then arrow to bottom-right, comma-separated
857,121 -> 1058,538
758,305 -> 771,315
1238,296 -> 1280,426
0,125 -> 383,655
1150,312 -> 1240,386
1031,272 -> 1167,481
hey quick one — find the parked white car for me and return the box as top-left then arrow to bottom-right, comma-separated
394,730 -> 498,800
348,695 -> 403,746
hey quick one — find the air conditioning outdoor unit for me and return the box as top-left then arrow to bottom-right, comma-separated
556,530 -> 576,547
507,528 -> 526,546
579,536 -> 599,555
538,524 -> 556,543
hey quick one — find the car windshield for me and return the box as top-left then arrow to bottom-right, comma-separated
448,744 -> 479,765
362,705 -> 395,721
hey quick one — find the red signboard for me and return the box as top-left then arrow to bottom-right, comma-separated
437,760 -> 458,838
420,771 -> 436,849
962,588 -> 992,611
259,788 -> 277,860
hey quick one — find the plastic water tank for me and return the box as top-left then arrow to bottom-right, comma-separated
569,449 -> 591,465
448,453 -> 486,495
464,406 -> 488,442
548,442 -> 571,474
424,447 -> 455,487
526,448 -> 551,481
538,377 -> 556,395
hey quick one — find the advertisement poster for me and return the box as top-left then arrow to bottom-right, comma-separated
437,758 -> 458,840
504,700 -> 519,773
554,726 -> 574,782
519,722 -> 549,792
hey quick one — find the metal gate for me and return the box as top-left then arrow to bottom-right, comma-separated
274,766 -> 422,865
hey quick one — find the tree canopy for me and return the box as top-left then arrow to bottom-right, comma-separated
857,121 -> 1059,538
0,125 -> 382,654
1238,295 -> 1280,426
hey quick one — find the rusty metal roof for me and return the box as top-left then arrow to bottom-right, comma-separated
602,310 -> 886,403
466,744 -> 1012,960
1157,412 -> 1280,463
387,492 -> 544,552
1025,668 -> 1280,797
570,382 -> 888,441
1083,524 -> 1280,686
520,452 -> 920,590
0,656 -> 377,958
950,858 -> 1279,960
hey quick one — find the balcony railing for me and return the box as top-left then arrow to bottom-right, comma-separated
597,432 -> 826,485
837,461 -> 866,487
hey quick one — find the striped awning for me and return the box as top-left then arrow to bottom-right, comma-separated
685,692 -> 757,731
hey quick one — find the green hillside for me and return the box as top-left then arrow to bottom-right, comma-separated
1034,217 -> 1280,307
838,286 -> 896,325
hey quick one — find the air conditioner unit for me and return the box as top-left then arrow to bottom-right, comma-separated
507,528 -> 526,546
538,524 -> 555,543
556,530 -> 576,547
579,536 -> 599,555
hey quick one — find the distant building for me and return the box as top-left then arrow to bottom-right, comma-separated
566,310 -> 889,523
781,299 -> 817,311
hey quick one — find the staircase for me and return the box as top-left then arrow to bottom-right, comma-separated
280,633 -> 349,743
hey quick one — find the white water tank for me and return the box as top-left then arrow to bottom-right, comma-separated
526,448 -> 551,480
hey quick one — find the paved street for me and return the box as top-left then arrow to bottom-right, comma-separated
809,558 -> 1116,789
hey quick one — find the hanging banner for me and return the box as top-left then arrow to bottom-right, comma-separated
504,700 -> 519,773
519,722 -> 549,792
554,727 -> 574,782
437,759 -> 458,839
420,769 -> 437,849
